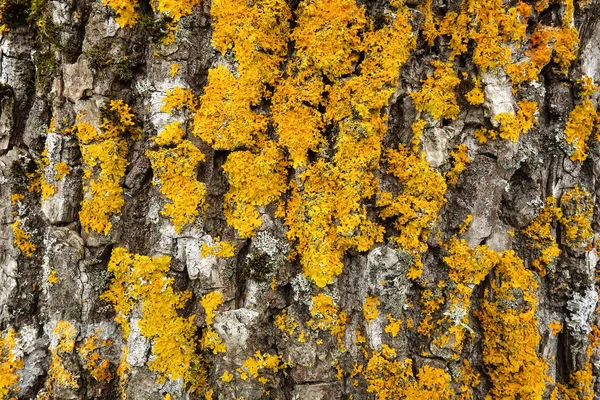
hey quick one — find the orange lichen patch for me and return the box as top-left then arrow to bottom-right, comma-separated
467,0 -> 528,72
521,196 -> 562,276
363,296 -> 380,323
117,345 -> 130,399
494,101 -> 538,141
78,331 -> 113,383
411,119 -> 427,147
277,1 -> 414,287
152,121 -> 186,146
307,293 -> 347,341
200,0 -> 289,150
444,237 -> 499,286
456,359 -> 481,400
211,0 -> 289,93
292,0 -> 365,80
10,193 -> 24,206
377,145 -> 447,280
417,288 -> 445,337
152,0 -> 202,21
363,352 -> 453,399
274,309 -> 298,336
222,142 -> 288,238
103,0 -> 139,28
10,219 -> 36,257
551,363 -> 594,400
548,320 -> 563,336
100,248 -> 207,392
409,61 -> 461,120
579,75 -> 599,98
445,144 -> 471,185
147,140 -> 206,233
465,77 -> 485,105
271,75 -> 325,167
559,185 -> 594,249
104,0 -> 201,27
0,329 -> 23,399
384,315 -> 402,338
476,251 -> 547,399
39,148 -> 56,200
47,321 -> 79,391
193,66 -> 269,150
563,100 -> 598,162
325,2 -> 416,132
285,158 -> 383,287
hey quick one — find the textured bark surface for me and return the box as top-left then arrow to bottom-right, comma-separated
0,0 -> 599,399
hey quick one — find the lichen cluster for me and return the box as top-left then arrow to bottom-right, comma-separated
101,248 -> 208,393
76,100 -> 137,236
5,0 -> 599,397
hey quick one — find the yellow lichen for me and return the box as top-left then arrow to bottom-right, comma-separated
377,145 -> 447,279
559,185 -> 594,249
363,352 -> 453,399
47,269 -> 59,285
445,144 -> 471,185
200,238 -> 235,258
521,196 -> 562,276
193,66 -> 269,150
78,331 -> 113,383
409,61 -> 461,120
563,99 -> 598,162
240,351 -> 287,384
100,248 -> 207,392
169,64 -> 180,78
0,329 -> 23,399
307,293 -> 347,341
363,295 -> 380,323
222,142 -> 288,238
274,310 -> 298,336
161,87 -> 198,114
200,291 -> 224,326
46,321 -> 79,392
54,162 -> 70,181
147,140 -> 206,233
465,77 -> 485,105
152,0 -> 202,22
476,251 -> 547,399
102,0 -> 139,28
384,315 -> 402,338
77,100 -> 137,235
221,370 -> 234,383
11,219 -> 36,257
548,320 -> 563,336
494,101 -> 538,142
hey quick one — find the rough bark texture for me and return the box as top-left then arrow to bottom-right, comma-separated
0,0 -> 600,399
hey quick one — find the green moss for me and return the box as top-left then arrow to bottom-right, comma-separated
34,50 -> 57,91
86,39 -> 113,71
242,252 -> 272,282
136,14 -> 171,44
113,56 -> 134,82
